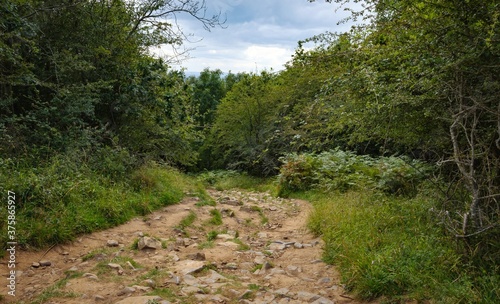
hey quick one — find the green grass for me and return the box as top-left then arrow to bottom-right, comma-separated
208,208 -> 223,225
30,274 -> 81,303
0,158 -> 206,253
197,170 -> 276,193
303,190 -> 479,303
177,211 -> 197,230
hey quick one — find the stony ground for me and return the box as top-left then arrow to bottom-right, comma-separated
1,189 -> 373,304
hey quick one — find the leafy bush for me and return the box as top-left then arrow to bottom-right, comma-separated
276,153 -> 317,195
278,149 -> 433,196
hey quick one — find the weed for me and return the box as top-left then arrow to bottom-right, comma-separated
248,283 -> 261,291
198,240 -> 215,249
82,248 -> 111,262
177,211 -> 197,230
131,238 -> 140,250
207,230 -> 219,241
232,238 -> 250,251
208,209 -> 223,225
195,198 -> 216,207
0,159 -> 204,252
197,170 -> 276,193
30,275 -> 80,304
251,264 -> 263,272
147,288 -> 176,300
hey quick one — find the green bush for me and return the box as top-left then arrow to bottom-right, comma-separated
278,149 -> 433,196
276,153 -> 317,195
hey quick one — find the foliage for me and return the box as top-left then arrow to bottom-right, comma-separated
208,208 -> 223,225
307,0 -> 500,256
0,0 -> 222,165
209,72 -> 281,176
196,170 -> 275,193
186,69 -> 245,170
277,150 -> 433,197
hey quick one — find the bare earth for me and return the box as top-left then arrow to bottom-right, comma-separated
1,189 -> 373,304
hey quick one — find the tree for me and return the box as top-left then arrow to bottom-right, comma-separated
210,72 -> 280,176
0,0 -> 224,166
312,0 -> 500,254
187,68 -> 226,129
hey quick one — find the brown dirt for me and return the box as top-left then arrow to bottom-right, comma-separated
0,189 -> 375,304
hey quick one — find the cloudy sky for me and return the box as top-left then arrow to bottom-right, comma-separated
154,0 -> 357,74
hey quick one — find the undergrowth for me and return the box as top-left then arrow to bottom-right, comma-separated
0,154 -> 208,252
304,190 -> 479,303
196,170 -> 276,193
277,149 -> 432,197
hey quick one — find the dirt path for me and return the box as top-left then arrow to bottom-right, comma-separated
1,189 -> 369,304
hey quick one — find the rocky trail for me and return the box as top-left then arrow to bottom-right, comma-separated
1,189 -> 371,304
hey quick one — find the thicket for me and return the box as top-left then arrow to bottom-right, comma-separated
0,0 -> 225,250
277,149 -> 432,196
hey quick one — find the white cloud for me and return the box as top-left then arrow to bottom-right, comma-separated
152,0 -> 361,73
243,45 -> 294,71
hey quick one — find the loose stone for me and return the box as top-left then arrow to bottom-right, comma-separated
108,263 -> 124,271
107,239 -> 119,247
39,260 -> 52,267
138,236 -> 161,250
186,252 -> 206,261
116,286 -> 135,296
216,234 -> 234,241
83,273 -> 99,280
274,288 -> 290,296
114,296 -> 164,304
175,260 -> 205,275
317,277 -> 332,284
297,291 -> 321,302
311,297 -> 335,304
94,294 -> 106,301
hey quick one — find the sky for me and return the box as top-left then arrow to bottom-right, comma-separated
153,0 -> 357,74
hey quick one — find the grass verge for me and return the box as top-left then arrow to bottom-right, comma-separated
0,159 -> 208,252
302,190 -> 484,303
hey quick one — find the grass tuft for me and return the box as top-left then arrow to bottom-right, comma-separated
208,208 -> 223,225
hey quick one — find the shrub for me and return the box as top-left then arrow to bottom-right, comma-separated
277,149 -> 433,196
277,153 -> 317,195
